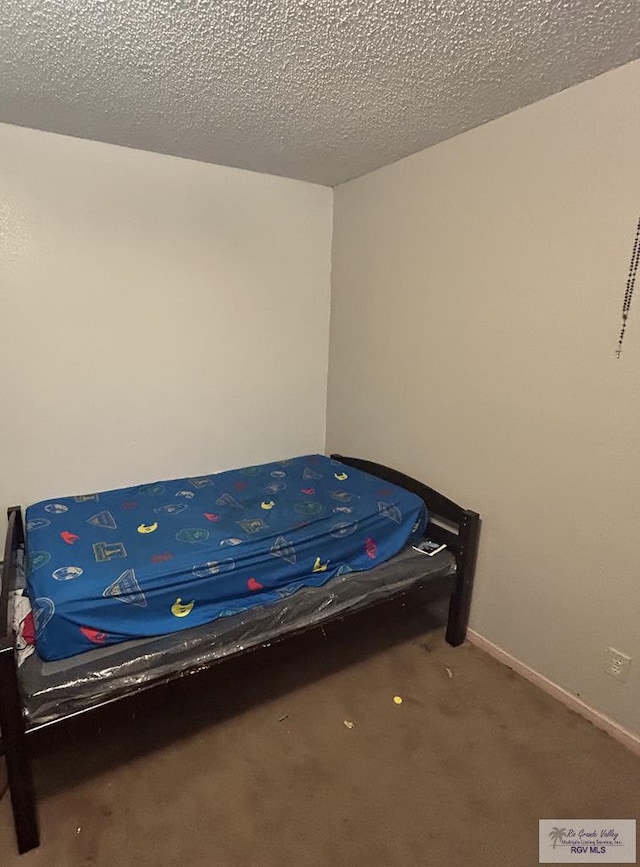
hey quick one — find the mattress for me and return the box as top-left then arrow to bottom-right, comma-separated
14,544 -> 456,726
25,455 -> 427,661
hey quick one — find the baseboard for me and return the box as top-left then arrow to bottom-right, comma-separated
467,629 -> 640,757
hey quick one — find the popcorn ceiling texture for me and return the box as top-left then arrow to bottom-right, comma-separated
1,0 -> 638,186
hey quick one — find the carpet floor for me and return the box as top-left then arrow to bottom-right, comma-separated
1,602 -> 639,866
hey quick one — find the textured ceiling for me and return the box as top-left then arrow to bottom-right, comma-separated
1,1 -> 638,186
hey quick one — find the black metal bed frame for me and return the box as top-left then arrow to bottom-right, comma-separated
0,455 -> 480,854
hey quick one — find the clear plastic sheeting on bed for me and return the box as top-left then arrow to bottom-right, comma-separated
24,454 -> 427,661
13,546 -> 456,726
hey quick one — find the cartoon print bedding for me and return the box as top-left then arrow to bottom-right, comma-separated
24,455 -> 427,662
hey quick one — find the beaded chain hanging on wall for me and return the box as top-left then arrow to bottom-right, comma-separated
616,215 -> 640,357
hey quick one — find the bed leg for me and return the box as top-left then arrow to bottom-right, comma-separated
445,510 -> 480,647
0,646 -> 39,853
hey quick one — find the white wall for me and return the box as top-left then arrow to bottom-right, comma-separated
327,62 -> 640,736
0,124 -> 333,526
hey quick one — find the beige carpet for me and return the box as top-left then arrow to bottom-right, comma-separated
1,602 -> 639,866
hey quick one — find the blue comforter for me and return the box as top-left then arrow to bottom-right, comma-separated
25,455 -> 427,661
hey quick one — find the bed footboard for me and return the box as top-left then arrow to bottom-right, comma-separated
0,507 -> 39,853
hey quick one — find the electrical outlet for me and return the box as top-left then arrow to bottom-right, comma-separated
605,647 -> 631,683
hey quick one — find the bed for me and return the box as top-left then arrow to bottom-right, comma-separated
0,454 -> 480,854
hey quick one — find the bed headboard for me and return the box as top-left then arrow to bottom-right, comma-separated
331,454 -> 464,523
331,454 -> 480,643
